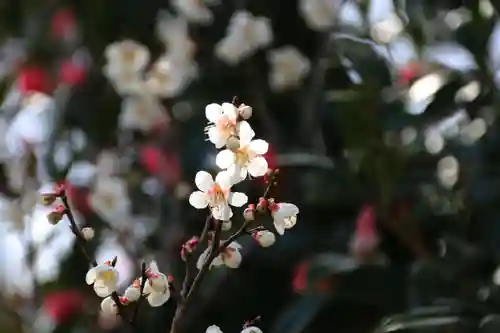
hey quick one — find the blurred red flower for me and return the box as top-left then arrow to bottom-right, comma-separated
139,146 -> 181,186
43,290 -> 84,325
18,67 -> 54,95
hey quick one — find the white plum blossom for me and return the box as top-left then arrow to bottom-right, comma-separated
271,203 -> 300,235
104,40 -> 150,75
189,171 -> 248,220
119,95 -> 168,132
253,230 -> 276,248
268,46 -> 311,92
299,0 -> 342,32
241,327 -> 264,333
142,263 -> 170,307
89,176 -> 131,224
215,130 -> 269,184
205,102 -> 255,148
206,325 -> 224,333
196,241 -> 243,269
156,13 -> 197,65
86,260 -> 119,297
172,0 -> 214,24
145,56 -> 197,98
215,11 -> 273,66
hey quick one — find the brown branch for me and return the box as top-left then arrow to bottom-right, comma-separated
130,262 -> 147,326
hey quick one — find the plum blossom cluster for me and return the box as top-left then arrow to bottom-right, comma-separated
40,100 -> 299,331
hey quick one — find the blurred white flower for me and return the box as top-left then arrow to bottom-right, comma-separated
142,262 -> 170,307
215,11 -> 273,65
156,13 -> 197,65
205,102 -> 255,148
189,171 -> 247,220
81,227 -> 95,240
5,93 -> 54,157
104,40 -> 150,75
216,131 -> 268,184
66,160 -> 97,187
89,176 -> 130,224
124,279 -> 142,302
271,203 -> 299,235
86,260 -> 119,297
145,56 -> 196,98
119,95 -> 167,132
96,150 -> 121,177
206,325 -> 223,333
96,236 -> 134,287
172,0 -> 213,24
253,230 -> 276,247
196,241 -> 243,269
299,0 -> 342,31
268,46 -> 310,92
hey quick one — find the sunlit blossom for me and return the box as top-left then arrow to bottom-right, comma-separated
196,241 -> 243,269
86,260 -> 119,297
205,103 -> 254,148
270,203 -> 299,235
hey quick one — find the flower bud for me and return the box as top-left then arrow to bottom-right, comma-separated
47,205 -> 66,225
238,104 -> 253,119
226,136 -> 240,150
40,193 -> 57,206
119,296 -> 130,305
252,230 -> 276,248
221,220 -> 232,231
53,183 -> 66,196
256,198 -> 267,213
100,296 -> 118,315
124,285 -> 141,302
243,206 -> 255,221
181,237 -> 200,261
81,227 -> 95,240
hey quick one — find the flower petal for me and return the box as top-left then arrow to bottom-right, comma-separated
147,290 -> 170,307
228,164 -> 247,184
206,325 -> 223,333
228,192 -> 248,207
196,248 -> 210,270
205,103 -> 223,123
224,249 -> 242,268
94,281 -> 114,297
86,267 -> 98,285
248,139 -> 269,155
215,171 -> 232,190
279,203 -> 300,216
195,171 -> 214,192
221,102 -> 238,120
189,191 -> 209,209
207,127 -> 226,148
274,220 -> 285,235
215,149 -> 236,169
237,121 -> 255,146
212,204 -> 233,221
247,156 -> 268,177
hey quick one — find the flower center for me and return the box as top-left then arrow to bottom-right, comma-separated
207,184 -> 227,205
98,270 -> 116,282
122,49 -> 137,64
234,148 -> 250,165
215,116 -> 236,136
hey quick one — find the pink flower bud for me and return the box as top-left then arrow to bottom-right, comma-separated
243,207 -> 255,221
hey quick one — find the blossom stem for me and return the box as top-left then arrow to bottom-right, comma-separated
130,262 -> 147,326
60,196 -> 129,324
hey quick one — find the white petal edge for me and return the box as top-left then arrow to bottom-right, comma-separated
207,127 -> 226,148
195,171 -> 214,192
215,171 -> 232,190
228,192 -> 248,207
247,157 -> 268,177
248,139 -> 269,155
147,290 -> 170,307
237,121 -> 255,146
86,267 -> 97,285
189,191 -> 209,209
205,103 -> 223,123
212,204 -> 232,221
224,250 -> 242,268
215,149 -> 236,169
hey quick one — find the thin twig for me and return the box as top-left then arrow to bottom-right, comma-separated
130,262 -> 147,326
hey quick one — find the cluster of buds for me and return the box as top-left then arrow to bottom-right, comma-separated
263,168 -> 279,185
181,237 -> 200,261
243,197 -> 277,219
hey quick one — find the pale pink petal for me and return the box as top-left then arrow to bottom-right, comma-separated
215,171 -> 232,190
94,282 -> 114,297
229,241 -> 242,250
195,171 -> 214,192
215,149 -> 236,169
189,191 -> 209,209
228,192 -> 248,207
274,220 -> 285,235
248,139 -> 269,154
221,102 -> 238,120
237,121 -> 255,146
196,248 -> 210,270
207,127 -> 226,148
278,203 -> 300,216
147,290 -> 170,307
205,103 -> 223,123
247,157 -> 268,177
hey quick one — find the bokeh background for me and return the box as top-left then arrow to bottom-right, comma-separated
1,0 -> 500,332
